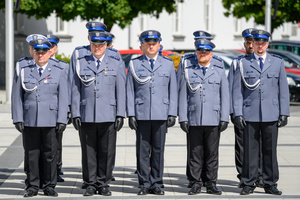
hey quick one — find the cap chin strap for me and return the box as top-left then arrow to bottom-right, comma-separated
239,59 -> 260,90
75,50 -> 95,87
129,60 -> 151,84
184,59 -> 202,93
20,67 -> 37,92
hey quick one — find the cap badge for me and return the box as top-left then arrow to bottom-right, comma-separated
47,34 -> 51,38
249,29 -> 252,33
92,22 -> 95,27
96,32 -> 100,36
259,30 -> 263,34
201,40 -> 204,44
200,32 -> 203,36
148,31 -> 153,35
38,39 -> 42,44
33,35 -> 38,40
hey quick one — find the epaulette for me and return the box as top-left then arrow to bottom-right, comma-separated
21,64 -> 34,69
17,57 -> 31,62
49,58 -> 60,63
75,45 -> 89,50
237,55 -> 245,60
212,55 -> 223,62
162,55 -> 173,61
109,55 -> 120,61
133,55 -> 143,60
181,53 -> 194,59
58,59 -> 68,64
213,64 -> 224,69
107,47 -> 118,52
272,54 -> 283,59
53,64 -> 64,70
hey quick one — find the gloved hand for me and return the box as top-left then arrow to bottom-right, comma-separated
67,106 -> 72,125
56,123 -> 66,134
14,122 -> 24,133
277,115 -> 288,127
180,121 -> 189,134
233,116 -> 246,130
72,117 -> 81,130
167,116 -> 176,127
114,116 -> 124,131
219,121 -> 228,132
129,116 -> 138,130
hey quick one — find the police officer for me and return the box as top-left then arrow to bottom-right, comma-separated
178,39 -> 229,195
228,28 -> 263,188
232,29 -> 290,195
12,38 -> 68,197
127,30 -> 177,195
71,31 -> 126,196
44,34 -> 71,183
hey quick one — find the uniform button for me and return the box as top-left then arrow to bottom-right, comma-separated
97,89 -> 99,91
38,94 -> 40,96
262,83 -> 264,85
203,94 -> 205,96
96,96 -> 99,98
97,82 -> 99,84
38,100 -> 40,102
203,88 -> 205,90
97,74 -> 99,77
262,98 -> 264,101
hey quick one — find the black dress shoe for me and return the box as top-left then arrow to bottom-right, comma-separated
43,187 -> 58,197
237,180 -> 243,188
187,182 -> 193,188
98,187 -> 112,196
24,189 -> 38,197
188,185 -> 201,195
207,186 -> 222,195
59,169 -> 64,175
149,187 -> 165,195
137,188 -> 149,195
255,179 -> 264,188
240,186 -> 254,195
161,184 -> 164,188
111,176 -> 115,181
57,175 -> 65,182
202,182 -> 207,187
83,186 -> 96,196
264,186 -> 282,195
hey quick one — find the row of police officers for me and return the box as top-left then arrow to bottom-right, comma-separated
11,21 -> 289,197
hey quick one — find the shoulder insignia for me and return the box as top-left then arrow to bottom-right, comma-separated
272,54 -> 283,59
162,55 -> 173,61
49,58 -> 60,63
17,57 -> 32,62
58,59 -> 68,64
75,45 -> 89,50
237,55 -> 245,60
132,55 -> 143,60
212,55 -> 223,62
181,53 -> 194,59
109,55 -> 120,61
53,64 -> 64,70
213,64 -> 224,69
107,47 -> 118,52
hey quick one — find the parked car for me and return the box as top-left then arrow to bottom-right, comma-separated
269,40 -> 300,56
287,72 -> 300,102
267,49 -> 300,68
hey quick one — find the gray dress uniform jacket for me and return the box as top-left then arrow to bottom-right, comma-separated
232,53 -> 290,122
127,55 -> 178,120
12,58 -> 69,127
71,53 -> 126,123
178,55 -> 229,126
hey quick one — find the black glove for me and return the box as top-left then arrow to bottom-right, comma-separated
278,115 -> 288,127
114,117 -> 124,131
72,117 -> 81,130
56,123 -> 66,134
167,116 -> 176,128
67,105 -> 72,125
14,122 -> 24,133
233,116 -> 246,130
219,121 -> 228,132
180,121 -> 189,134
129,116 -> 138,130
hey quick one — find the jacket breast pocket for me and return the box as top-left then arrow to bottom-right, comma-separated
158,72 -> 170,86
104,71 -> 117,85
23,79 -> 36,90
244,73 -> 257,85
208,78 -> 220,89
267,73 -> 279,87
47,79 -> 58,94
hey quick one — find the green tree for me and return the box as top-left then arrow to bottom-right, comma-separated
222,0 -> 300,33
0,0 -> 182,31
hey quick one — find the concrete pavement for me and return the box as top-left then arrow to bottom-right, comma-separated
0,94 -> 300,199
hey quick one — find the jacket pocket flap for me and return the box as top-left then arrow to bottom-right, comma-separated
49,104 -> 58,110
213,105 -> 220,111
135,98 -> 144,105
163,98 -> 169,104
110,99 -> 117,106
267,73 -> 279,78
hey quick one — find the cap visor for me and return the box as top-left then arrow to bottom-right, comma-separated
196,48 -> 212,52
144,38 -> 159,42
34,48 -> 49,52
253,38 -> 269,42
91,40 -> 106,44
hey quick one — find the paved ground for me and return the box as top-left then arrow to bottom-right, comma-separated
1,90 -> 300,199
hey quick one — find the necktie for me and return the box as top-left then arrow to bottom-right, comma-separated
38,67 -> 43,76
150,59 -> 154,70
97,60 -> 101,70
202,67 -> 207,76
259,57 -> 264,70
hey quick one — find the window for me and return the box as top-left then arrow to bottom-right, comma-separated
138,14 -> 147,33
173,2 -> 182,34
56,17 -> 68,35
204,0 -> 212,32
